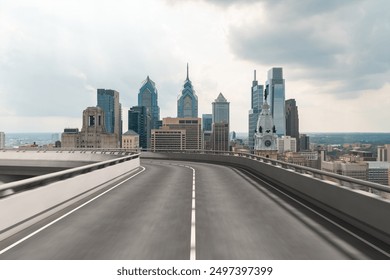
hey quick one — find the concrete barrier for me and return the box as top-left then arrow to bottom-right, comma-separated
142,152 -> 390,245
0,149 -> 123,162
0,156 -> 140,241
0,149 -> 132,178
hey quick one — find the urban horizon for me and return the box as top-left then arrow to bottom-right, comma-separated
1,65 -> 389,135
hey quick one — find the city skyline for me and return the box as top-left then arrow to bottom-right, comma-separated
1,0 -> 390,133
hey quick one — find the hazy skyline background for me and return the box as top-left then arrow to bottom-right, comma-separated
1,0 -> 389,133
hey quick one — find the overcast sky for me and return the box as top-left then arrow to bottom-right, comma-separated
1,0 -> 389,133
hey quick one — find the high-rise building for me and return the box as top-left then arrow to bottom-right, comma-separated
161,117 -> 201,150
128,106 -> 151,149
285,99 -> 299,150
97,89 -> 122,146
61,107 -> 118,148
202,114 -> 212,132
151,128 -> 186,151
299,134 -> 310,151
265,67 -> 285,136
212,92 -> 230,151
254,99 -> 278,159
0,132 -> 5,149
202,113 -> 212,150
138,76 -> 160,129
212,123 -> 229,151
249,70 -> 264,151
177,64 -> 198,118
212,93 -> 229,124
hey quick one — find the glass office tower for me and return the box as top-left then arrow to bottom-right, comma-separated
249,70 -> 264,151
265,68 -> 285,136
128,106 -> 151,149
138,76 -> 160,129
212,93 -> 229,124
97,89 -> 122,146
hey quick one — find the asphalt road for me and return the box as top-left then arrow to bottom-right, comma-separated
0,159 -> 387,259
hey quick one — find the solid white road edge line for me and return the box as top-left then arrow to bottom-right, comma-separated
167,162 -> 196,260
0,166 -> 146,256
189,166 -> 196,260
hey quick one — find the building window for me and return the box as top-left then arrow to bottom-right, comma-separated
89,116 -> 95,126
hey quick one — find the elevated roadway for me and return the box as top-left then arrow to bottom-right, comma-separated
0,149 -> 132,183
0,159 -> 388,259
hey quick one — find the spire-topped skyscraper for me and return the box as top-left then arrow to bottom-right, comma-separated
138,75 -> 160,129
178,63 -> 198,118
249,69 -> 264,151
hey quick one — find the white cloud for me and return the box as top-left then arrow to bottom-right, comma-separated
0,0 -> 389,134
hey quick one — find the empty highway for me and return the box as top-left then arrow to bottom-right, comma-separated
0,159 -> 388,259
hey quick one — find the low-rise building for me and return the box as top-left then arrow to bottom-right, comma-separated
122,130 -> 139,150
322,160 -> 367,181
277,135 -> 297,153
367,162 -> 390,186
283,151 -> 320,169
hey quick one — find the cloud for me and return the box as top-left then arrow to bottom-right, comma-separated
1,0 -> 389,133
166,0 -> 261,7
225,0 -> 390,97
0,0 -> 184,120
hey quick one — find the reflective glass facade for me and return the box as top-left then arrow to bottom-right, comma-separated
138,76 -> 160,129
178,64 -> 198,118
248,71 -> 264,151
212,93 -> 229,124
97,89 -> 121,140
266,68 -> 285,136
202,114 -> 212,131
128,106 -> 151,149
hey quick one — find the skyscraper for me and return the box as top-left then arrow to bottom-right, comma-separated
138,76 -> 160,129
299,134 -> 310,151
177,64 -> 198,118
212,93 -> 229,124
128,106 -> 151,149
61,107 -> 118,148
202,114 -> 212,150
265,67 -> 285,136
202,114 -> 212,132
212,123 -> 229,151
212,92 -> 230,151
248,70 -> 264,151
285,98 -> 299,150
161,117 -> 202,150
97,89 -> 122,145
